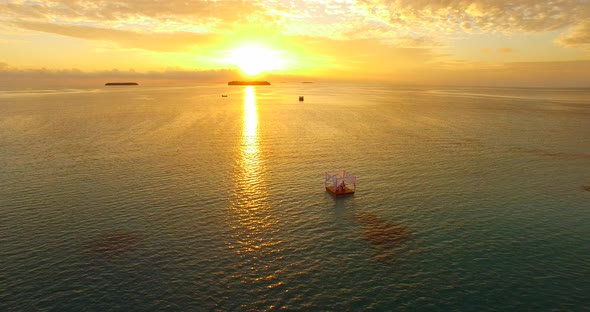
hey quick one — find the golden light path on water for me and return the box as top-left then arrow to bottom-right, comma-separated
242,86 -> 259,167
227,86 -> 284,303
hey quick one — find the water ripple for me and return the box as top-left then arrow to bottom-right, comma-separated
1,85 -> 589,311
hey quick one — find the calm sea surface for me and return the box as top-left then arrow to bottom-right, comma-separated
1,84 -> 589,311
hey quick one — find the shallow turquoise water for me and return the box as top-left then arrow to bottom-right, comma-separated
1,84 -> 589,310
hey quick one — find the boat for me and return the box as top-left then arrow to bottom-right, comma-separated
325,170 -> 356,196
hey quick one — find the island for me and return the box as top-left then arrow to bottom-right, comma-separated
105,82 -> 139,86
228,81 -> 270,86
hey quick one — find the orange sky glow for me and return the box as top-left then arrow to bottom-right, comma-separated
1,0 -> 589,87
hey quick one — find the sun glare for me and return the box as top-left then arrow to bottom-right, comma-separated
228,45 -> 285,76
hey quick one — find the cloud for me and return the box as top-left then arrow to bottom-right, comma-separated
14,21 -> 215,52
2,0 -> 588,51
0,63 -> 236,79
497,60 -> 590,87
0,1 -> 275,54
2,59 -> 589,88
556,21 -> 590,49
429,59 -> 590,87
0,0 -> 262,29
0,63 -> 246,88
359,0 -> 583,33
498,47 -> 512,53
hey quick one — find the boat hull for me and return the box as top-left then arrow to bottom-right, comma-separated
326,186 -> 355,196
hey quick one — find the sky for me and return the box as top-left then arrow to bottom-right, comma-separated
1,0 -> 590,87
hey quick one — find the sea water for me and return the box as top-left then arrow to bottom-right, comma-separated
0,84 -> 589,311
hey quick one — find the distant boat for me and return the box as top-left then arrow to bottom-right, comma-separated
228,81 -> 270,86
325,170 -> 357,196
105,82 -> 138,86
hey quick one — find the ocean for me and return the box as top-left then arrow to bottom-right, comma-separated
1,84 -> 589,311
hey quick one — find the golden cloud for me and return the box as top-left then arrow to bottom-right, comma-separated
14,21 -> 216,52
556,21 -> 590,49
1,0 -> 588,50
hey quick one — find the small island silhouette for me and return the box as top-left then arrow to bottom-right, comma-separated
228,81 -> 270,86
105,82 -> 139,86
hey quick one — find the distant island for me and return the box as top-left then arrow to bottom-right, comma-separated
228,81 -> 270,86
105,82 -> 139,86
302,81 -> 314,83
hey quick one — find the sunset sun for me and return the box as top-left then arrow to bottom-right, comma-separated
227,45 -> 285,76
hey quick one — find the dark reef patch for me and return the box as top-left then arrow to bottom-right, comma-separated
354,212 -> 411,249
87,232 -> 142,256
512,147 -> 590,160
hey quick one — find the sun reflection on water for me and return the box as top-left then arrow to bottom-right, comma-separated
242,86 -> 260,174
226,87 -> 284,304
